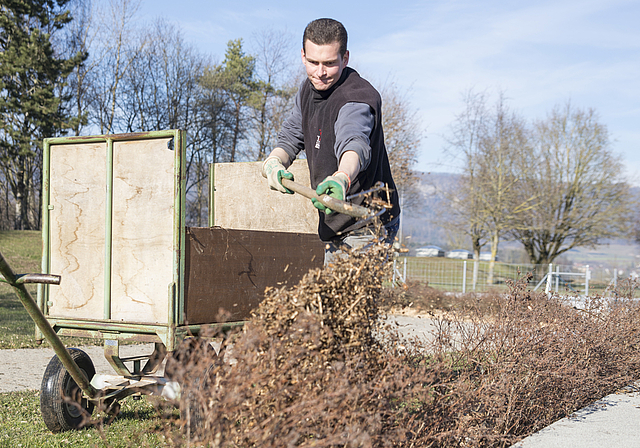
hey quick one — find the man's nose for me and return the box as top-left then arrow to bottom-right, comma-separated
316,64 -> 327,77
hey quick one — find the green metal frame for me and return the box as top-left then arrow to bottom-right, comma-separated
208,163 -> 215,227
37,130 -> 204,353
1,130 -> 251,405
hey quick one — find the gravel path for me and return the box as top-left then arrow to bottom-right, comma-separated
0,315 -> 437,393
0,343 -> 159,393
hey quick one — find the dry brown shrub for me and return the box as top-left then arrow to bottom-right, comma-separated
382,280 -> 501,316
162,246 -> 640,448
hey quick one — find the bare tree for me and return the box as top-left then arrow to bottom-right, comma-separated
119,19 -> 204,132
57,0 -> 98,136
380,82 -> 423,215
445,90 -> 536,284
511,102 -> 633,266
477,96 -> 536,283
443,90 -> 492,259
89,0 -> 146,134
247,29 -> 299,161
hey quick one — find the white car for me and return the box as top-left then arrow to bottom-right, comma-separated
446,249 -> 473,260
479,252 -> 499,261
415,246 -> 445,257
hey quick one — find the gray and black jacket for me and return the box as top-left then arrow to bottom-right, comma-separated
277,67 -> 400,241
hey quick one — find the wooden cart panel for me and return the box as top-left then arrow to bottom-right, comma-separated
184,227 -> 323,324
212,160 -> 318,233
47,137 -> 177,324
110,138 -> 174,323
49,142 -> 107,319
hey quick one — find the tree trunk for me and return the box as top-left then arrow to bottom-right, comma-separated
0,179 -> 6,230
27,172 -> 40,230
196,160 -> 205,227
487,230 -> 500,285
471,234 -> 482,261
230,103 -> 240,162
14,161 -> 27,230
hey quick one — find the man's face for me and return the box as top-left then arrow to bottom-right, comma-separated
302,40 -> 349,91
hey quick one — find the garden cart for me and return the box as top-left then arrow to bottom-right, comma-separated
0,129 -> 339,431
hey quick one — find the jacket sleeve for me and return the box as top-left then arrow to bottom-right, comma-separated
334,102 -> 374,171
276,86 -> 305,164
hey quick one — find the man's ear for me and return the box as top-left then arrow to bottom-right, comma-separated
343,50 -> 349,66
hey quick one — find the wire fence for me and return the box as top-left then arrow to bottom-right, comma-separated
392,257 -> 639,298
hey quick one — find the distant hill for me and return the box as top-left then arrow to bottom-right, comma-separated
401,171 -> 459,247
399,172 -> 640,268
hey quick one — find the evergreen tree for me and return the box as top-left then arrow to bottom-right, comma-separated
199,39 -> 256,162
0,0 -> 84,229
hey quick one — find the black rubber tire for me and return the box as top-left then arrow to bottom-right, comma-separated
165,337 -> 217,384
40,348 -> 96,432
182,362 -> 216,439
165,338 -> 218,438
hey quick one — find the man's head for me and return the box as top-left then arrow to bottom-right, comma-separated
301,18 -> 349,91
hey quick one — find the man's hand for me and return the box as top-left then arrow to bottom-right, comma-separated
262,156 -> 294,194
312,171 -> 351,214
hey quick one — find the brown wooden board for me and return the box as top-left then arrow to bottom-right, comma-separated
184,227 -> 324,324
49,142 -> 107,320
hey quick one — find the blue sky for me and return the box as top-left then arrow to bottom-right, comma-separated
136,0 -> 639,183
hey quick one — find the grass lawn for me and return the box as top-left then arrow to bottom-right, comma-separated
1,232 -> 180,446
0,390 -> 175,447
0,230 -> 41,274
1,230 -> 43,349
0,231 -> 97,349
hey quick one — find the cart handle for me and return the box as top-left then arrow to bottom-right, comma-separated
14,273 -> 61,285
0,251 -> 98,399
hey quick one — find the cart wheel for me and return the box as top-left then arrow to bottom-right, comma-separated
164,337 -> 217,384
165,338 -> 218,438
40,348 -> 96,432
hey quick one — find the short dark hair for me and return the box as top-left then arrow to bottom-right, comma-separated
303,18 -> 348,57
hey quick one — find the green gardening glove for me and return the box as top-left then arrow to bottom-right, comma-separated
262,156 -> 294,194
312,171 -> 350,215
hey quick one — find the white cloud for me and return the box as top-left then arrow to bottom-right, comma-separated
349,0 -> 640,177
134,0 -> 639,181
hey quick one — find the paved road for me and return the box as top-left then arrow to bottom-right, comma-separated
511,383 -> 640,448
0,343 -> 158,393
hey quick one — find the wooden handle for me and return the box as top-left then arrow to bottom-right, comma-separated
281,178 -> 372,219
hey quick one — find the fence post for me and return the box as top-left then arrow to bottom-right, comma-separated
545,263 -> 553,294
462,260 -> 467,293
585,265 -> 590,296
555,264 -> 560,293
392,258 -> 397,286
473,260 -> 478,291
391,258 -> 406,287
403,258 -> 407,285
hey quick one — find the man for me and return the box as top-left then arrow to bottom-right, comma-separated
262,18 -> 400,258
